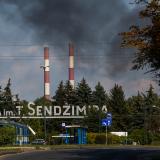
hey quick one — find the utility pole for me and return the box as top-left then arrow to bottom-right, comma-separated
106,125 -> 108,145
40,65 -> 49,141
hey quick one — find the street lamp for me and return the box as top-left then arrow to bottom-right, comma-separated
40,65 -> 49,141
144,105 -> 160,144
144,105 -> 153,145
152,105 -> 160,110
40,65 -> 49,98
151,105 -> 160,127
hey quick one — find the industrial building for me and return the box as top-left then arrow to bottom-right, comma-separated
42,43 -> 75,100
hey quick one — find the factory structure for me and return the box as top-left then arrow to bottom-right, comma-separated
44,47 -> 50,100
0,43 -> 88,145
69,43 -> 75,88
43,43 -> 75,100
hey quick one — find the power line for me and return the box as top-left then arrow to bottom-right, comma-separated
0,41 -> 122,45
0,54 -> 135,58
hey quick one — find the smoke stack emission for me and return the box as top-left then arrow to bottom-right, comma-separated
44,47 -> 50,100
69,43 -> 75,88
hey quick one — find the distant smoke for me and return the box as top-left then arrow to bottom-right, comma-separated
0,0 -> 139,78
106,10 -> 140,78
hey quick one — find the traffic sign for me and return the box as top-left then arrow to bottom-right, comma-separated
101,118 -> 112,126
62,122 -> 66,127
107,113 -> 112,119
106,119 -> 112,126
102,119 -> 107,126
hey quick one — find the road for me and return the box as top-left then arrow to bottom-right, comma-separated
1,148 -> 160,160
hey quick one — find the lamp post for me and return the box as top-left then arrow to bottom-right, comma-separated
144,105 -> 151,145
152,105 -> 160,131
40,65 -> 49,141
152,105 -> 160,110
144,105 -> 160,144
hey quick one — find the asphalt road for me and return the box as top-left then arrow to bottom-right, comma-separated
1,148 -> 160,160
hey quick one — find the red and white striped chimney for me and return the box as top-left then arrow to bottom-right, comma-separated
44,47 -> 50,100
69,43 -> 75,88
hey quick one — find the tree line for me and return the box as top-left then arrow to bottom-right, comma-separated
0,78 -> 160,144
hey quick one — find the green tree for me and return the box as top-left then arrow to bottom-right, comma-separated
75,78 -> 92,106
127,92 -> 145,131
3,78 -> 13,111
33,97 -> 52,140
108,84 -> 128,131
0,126 -> 16,145
64,80 -> 76,105
120,0 -> 160,84
92,82 -> 107,133
143,85 -> 160,135
0,86 -> 4,112
127,85 -> 160,144
129,128 -> 152,145
92,82 -> 106,106
53,81 -> 76,135
74,78 -> 92,130
54,81 -> 66,106
84,107 -> 100,132
0,79 -> 20,115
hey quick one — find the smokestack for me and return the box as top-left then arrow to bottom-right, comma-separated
69,43 -> 75,88
44,47 -> 50,100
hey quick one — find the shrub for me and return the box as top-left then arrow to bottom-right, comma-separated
87,132 -> 97,144
0,126 -> 16,145
87,132 -> 126,144
129,129 -> 152,145
95,134 -> 106,144
109,134 -> 121,144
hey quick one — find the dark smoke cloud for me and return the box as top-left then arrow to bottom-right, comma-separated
0,0 -> 138,78
106,9 -> 140,78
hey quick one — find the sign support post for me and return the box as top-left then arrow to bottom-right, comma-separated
101,112 -> 112,145
106,125 -> 107,145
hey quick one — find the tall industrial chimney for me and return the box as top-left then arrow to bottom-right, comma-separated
69,43 -> 75,88
44,47 -> 50,100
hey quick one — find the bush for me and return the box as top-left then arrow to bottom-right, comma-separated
95,134 -> 106,144
108,134 -> 122,144
87,132 -> 97,144
129,129 -> 152,145
0,126 -> 16,145
87,132 -> 126,144
151,133 -> 160,145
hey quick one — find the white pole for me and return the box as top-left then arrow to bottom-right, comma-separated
106,125 -> 107,145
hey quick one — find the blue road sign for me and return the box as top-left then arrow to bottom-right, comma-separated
106,119 -> 112,126
101,118 -> 112,126
102,119 -> 107,126
107,113 -> 112,119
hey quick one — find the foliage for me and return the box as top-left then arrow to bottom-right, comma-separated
92,82 -> 107,132
64,80 -> 76,105
54,81 -> 66,106
75,78 -> 92,106
84,108 -> 101,132
120,0 -> 160,84
127,92 -> 145,131
92,82 -> 106,107
0,79 -> 20,113
87,132 -> 97,144
87,132 -> 126,144
95,134 -> 106,144
0,78 -> 160,145
108,134 -> 124,144
129,128 -> 152,145
107,84 -> 128,131
151,133 -> 160,145
0,126 -> 16,145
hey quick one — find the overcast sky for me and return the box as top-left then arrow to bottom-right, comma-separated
0,0 -> 159,101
